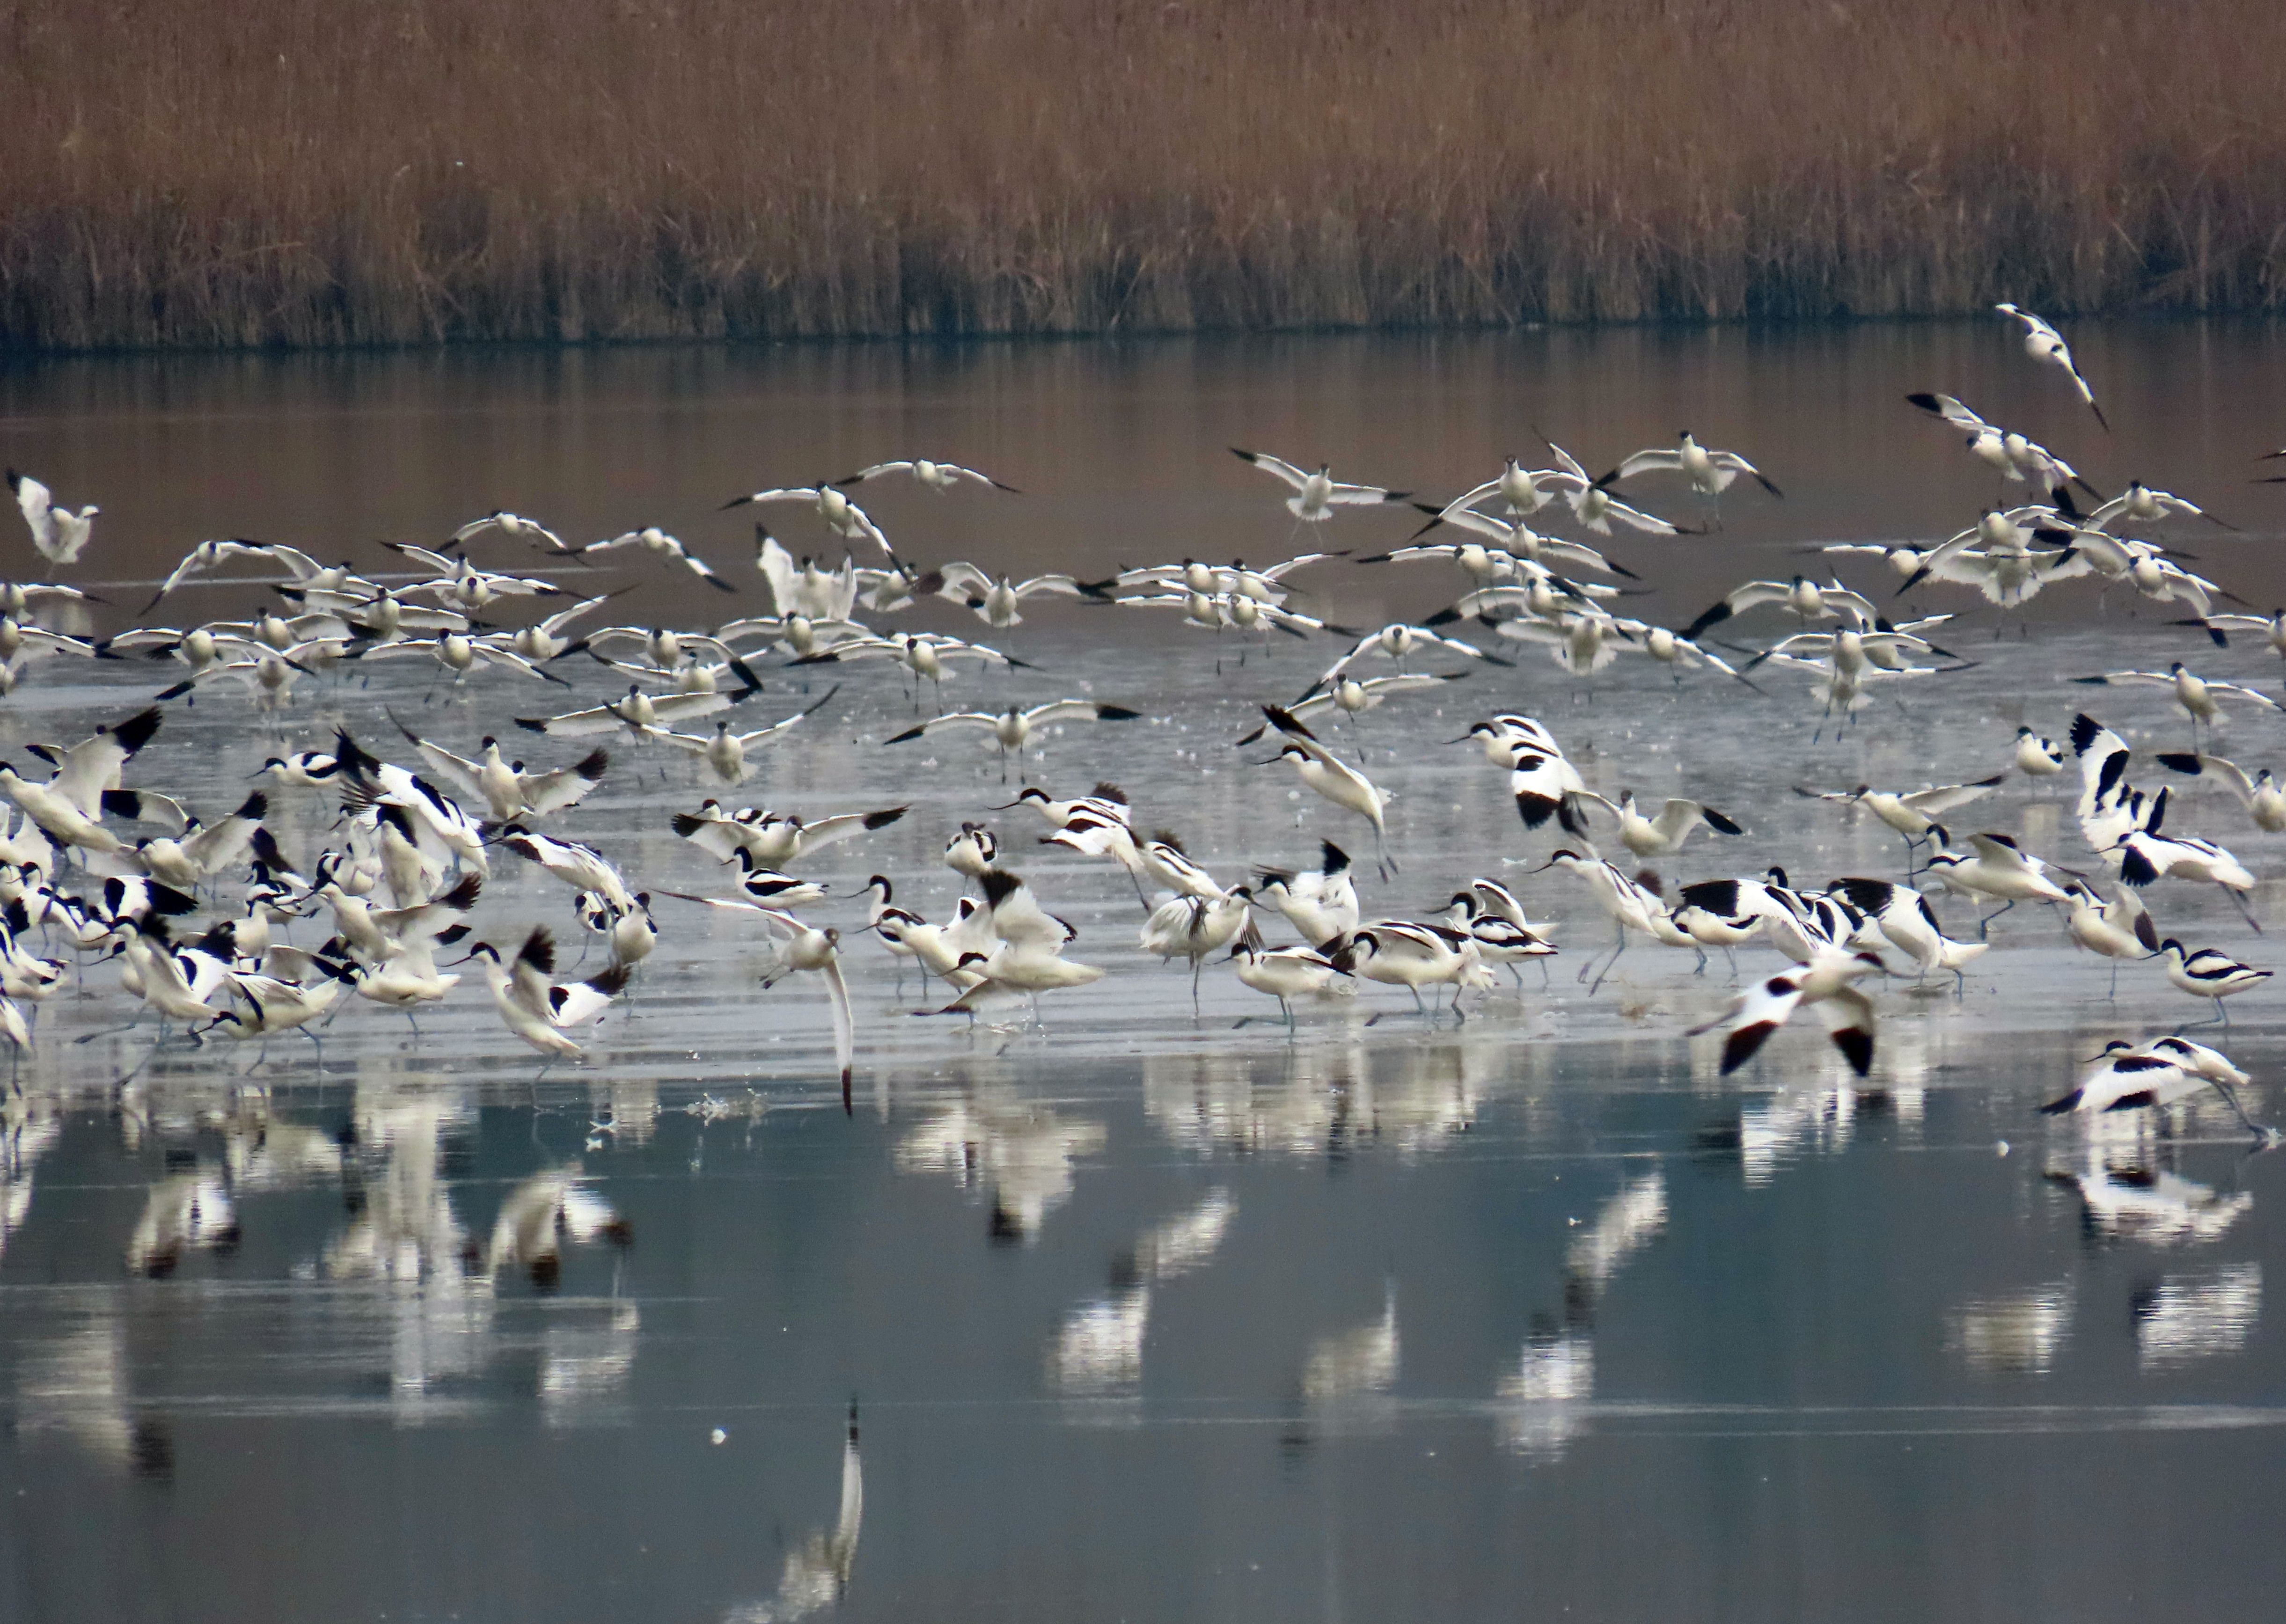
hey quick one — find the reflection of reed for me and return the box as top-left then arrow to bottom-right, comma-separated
7,2 -> 2284,348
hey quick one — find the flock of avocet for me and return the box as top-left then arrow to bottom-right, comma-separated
1,306 -> 2284,1138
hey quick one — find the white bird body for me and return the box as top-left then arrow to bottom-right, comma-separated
1229,449 -> 1407,522
1332,920 -> 1487,1014
1252,841 -> 1360,949
726,485 -> 892,556
1687,944 -> 1884,1075
469,928 -> 630,1063
838,457 -> 1015,493
1230,936 -> 1350,1025
1923,828 -> 2071,908
8,472 -> 96,563
2014,727 -> 2065,776
2155,939 -> 2270,1021
1581,792 -> 1745,858
1994,304 -> 2108,428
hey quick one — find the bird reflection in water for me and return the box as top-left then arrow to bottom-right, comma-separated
1946,1282 -> 2076,1375
123,1167 -> 240,1276
2047,1149 -> 2254,1246
14,1316 -> 172,1477
1,1087 -> 62,1262
897,1075 -> 1106,1242
1142,1035 -> 1510,1163
1299,1281 -> 1399,1429
486,1161 -> 631,1288
2135,1265 -> 2262,1371
1495,1170 -> 1667,1462
1049,1188 -> 1237,1401
725,1404 -> 863,1624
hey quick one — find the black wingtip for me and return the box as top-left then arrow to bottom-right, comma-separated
1720,1022 -> 1777,1075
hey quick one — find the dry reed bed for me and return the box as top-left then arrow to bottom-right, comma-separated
2,0 -> 2283,349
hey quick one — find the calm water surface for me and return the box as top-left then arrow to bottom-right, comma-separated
2,323 -> 2286,1622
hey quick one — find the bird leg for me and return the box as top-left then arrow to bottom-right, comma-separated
1975,898 -> 2016,939
1588,926 -> 1628,995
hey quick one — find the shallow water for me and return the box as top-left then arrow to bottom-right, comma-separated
3,323 -> 2286,1622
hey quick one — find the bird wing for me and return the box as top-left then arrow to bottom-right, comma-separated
983,874 -> 1075,951
1544,440 -> 1594,485
1230,448 -> 1311,490
1965,832 -> 2034,870
97,788 -> 191,834
1687,970 -> 1806,1074
732,687 -> 839,746
1906,392 -> 1991,432
1022,699 -> 1142,726
642,691 -> 738,725
395,729 -> 484,800
937,639 -> 1020,666
754,531 -> 804,617
1013,574 -> 1085,598
11,473 -> 52,541
1323,480 -> 1400,505
387,542 -> 460,574
823,957 -> 854,1090
520,750 -> 609,815
881,712 -> 998,743
516,702 -> 624,738
1611,448 -> 1684,480
837,461 -> 915,483
1898,778 -> 2004,814
930,561 -> 995,599
508,928 -> 560,1017
791,808 -> 909,853
549,962 -> 630,1028
678,550 -> 737,592
2210,682 -> 2281,711
1814,985 -> 1877,1075
470,644 -> 571,682
49,707 -> 163,818
1357,673 -> 1458,697
1599,493 -> 1684,536
2153,752 -> 2257,807
1415,504 -> 1510,541
1709,453 -> 1784,497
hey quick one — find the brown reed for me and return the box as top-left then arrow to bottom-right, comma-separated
1,0 -> 2282,351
